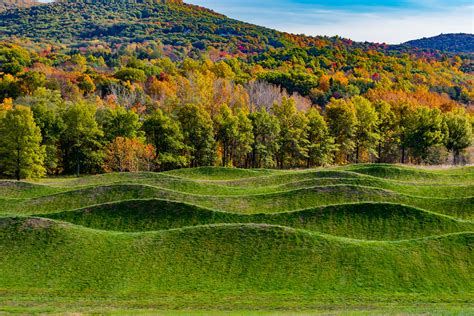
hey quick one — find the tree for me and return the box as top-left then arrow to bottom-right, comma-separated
77,74 -> 96,95
98,106 -> 143,142
444,109 -> 472,165
305,108 -> 336,167
405,107 -> 447,163
233,109 -> 254,168
61,101 -> 104,175
0,106 -> 45,180
143,109 -> 189,170
0,74 -> 20,100
103,137 -> 156,172
177,104 -> 216,167
392,101 -> 416,164
0,44 -> 31,76
115,68 -> 147,83
325,98 -> 357,164
18,71 -> 46,95
22,88 -> 65,174
215,104 -> 238,166
248,109 -> 280,168
352,96 -> 379,163
272,97 -> 308,168
374,100 -> 396,162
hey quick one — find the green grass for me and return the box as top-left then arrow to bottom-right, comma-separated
1,183 -> 471,219
1,217 -> 472,294
42,200 -> 473,240
0,164 -> 472,313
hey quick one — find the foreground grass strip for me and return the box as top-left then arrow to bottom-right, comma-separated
1,217 -> 472,296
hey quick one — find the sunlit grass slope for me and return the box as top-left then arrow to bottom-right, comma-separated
1,217 -> 472,294
0,164 -> 472,312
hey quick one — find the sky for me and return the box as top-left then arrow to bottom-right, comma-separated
185,0 -> 474,43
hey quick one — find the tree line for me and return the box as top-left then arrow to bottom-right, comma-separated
1,88 -> 471,180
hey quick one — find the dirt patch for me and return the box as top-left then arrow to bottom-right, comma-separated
21,218 -> 55,229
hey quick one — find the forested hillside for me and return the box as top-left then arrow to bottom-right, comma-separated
0,0 -> 473,179
404,33 -> 474,54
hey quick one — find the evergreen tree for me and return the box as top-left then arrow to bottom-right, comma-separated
0,105 -> 45,180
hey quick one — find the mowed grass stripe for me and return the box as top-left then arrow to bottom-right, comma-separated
39,200 -> 474,240
1,183 -> 471,220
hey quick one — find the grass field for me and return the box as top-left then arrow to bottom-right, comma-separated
0,164 -> 473,314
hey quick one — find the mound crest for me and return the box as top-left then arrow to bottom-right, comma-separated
43,200 -> 473,240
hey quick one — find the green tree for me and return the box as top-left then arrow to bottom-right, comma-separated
352,96 -> 379,163
0,106 -> 45,180
61,101 -> 104,175
405,107 -> 447,163
392,102 -> 415,164
249,109 -> 280,168
444,109 -> 472,165
374,100 -> 396,162
115,68 -> 147,83
21,88 -> 65,174
143,109 -> 189,170
305,108 -> 336,167
0,44 -> 31,75
215,104 -> 238,167
233,109 -> 254,168
325,98 -> 357,164
98,106 -> 143,142
272,97 -> 308,168
177,103 -> 216,167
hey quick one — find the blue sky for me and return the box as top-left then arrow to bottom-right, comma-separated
186,0 -> 474,43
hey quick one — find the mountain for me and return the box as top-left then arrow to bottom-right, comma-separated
403,33 -> 474,54
0,0 -> 471,107
0,0 -> 39,12
0,0 -> 290,54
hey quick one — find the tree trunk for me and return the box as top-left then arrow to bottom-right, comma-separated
453,150 -> 460,165
378,142 -> 382,163
76,153 -> 81,176
16,147 -> 20,181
